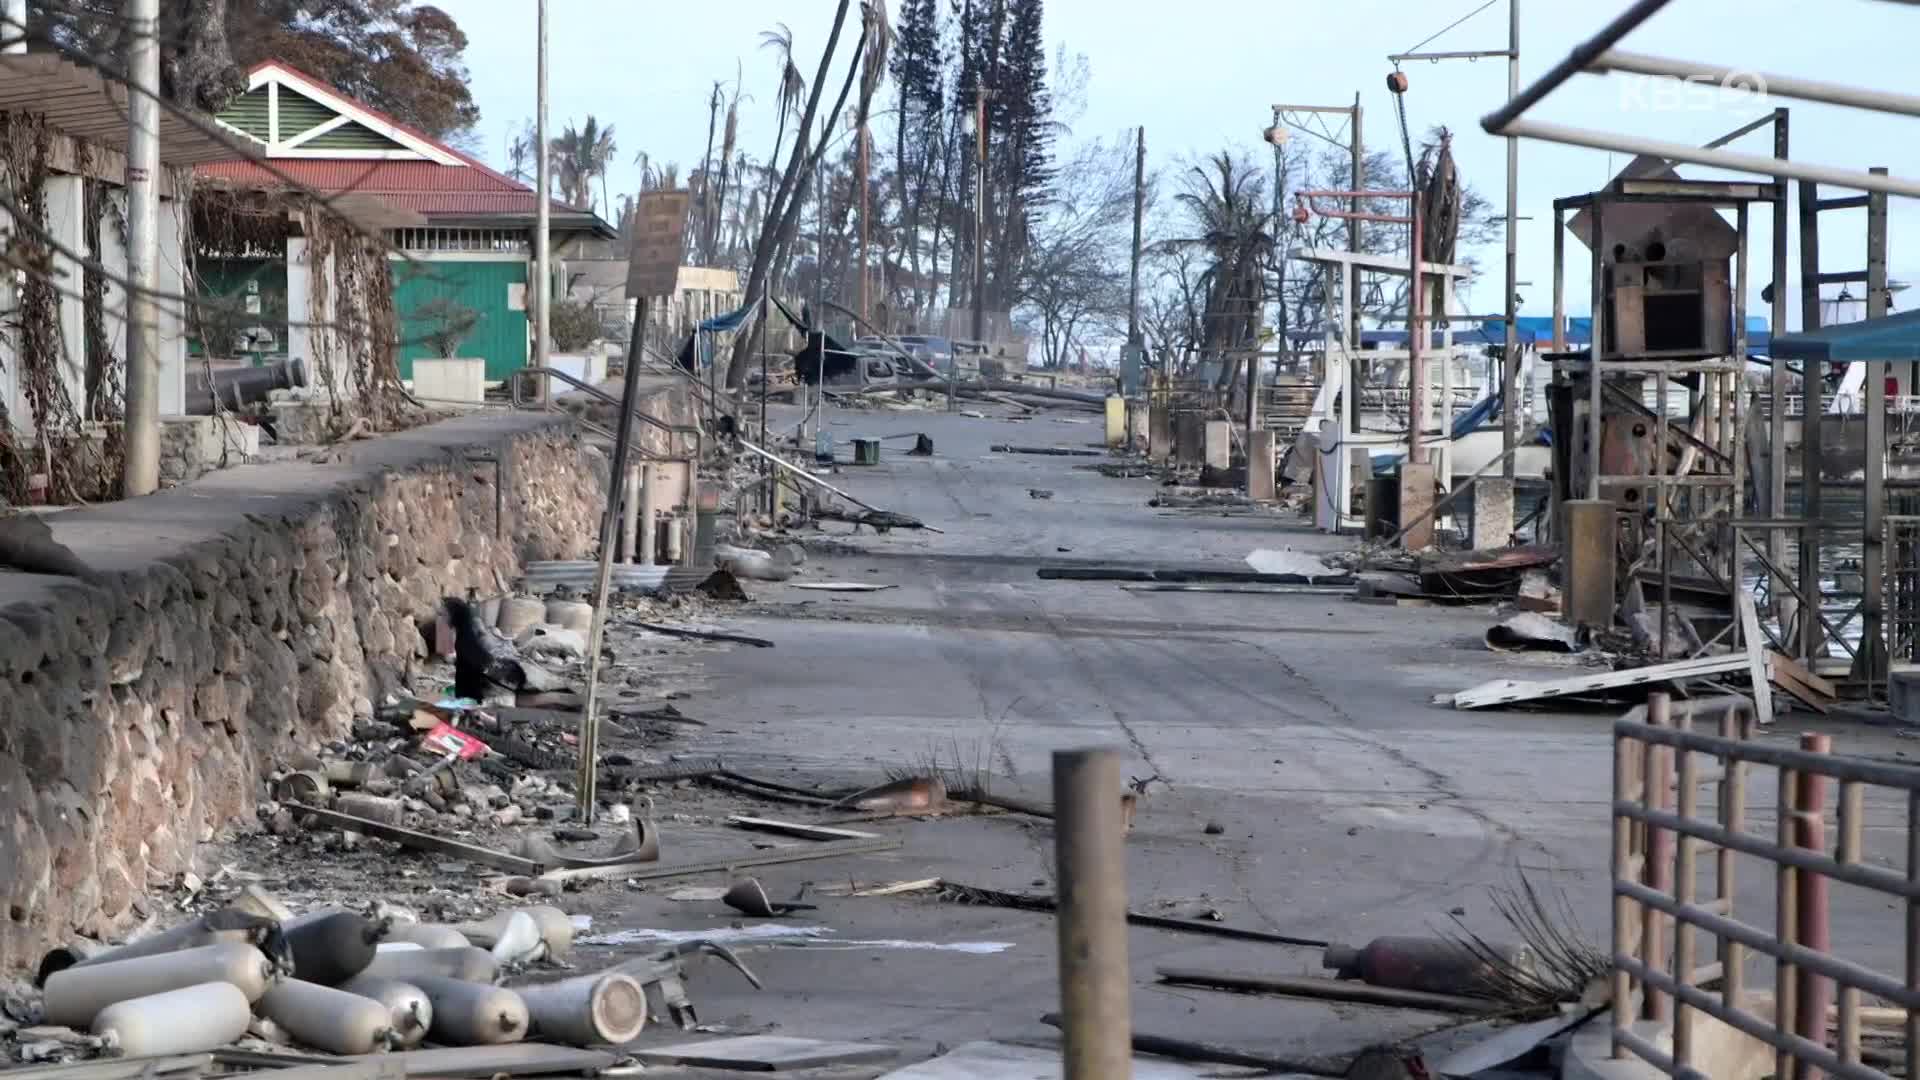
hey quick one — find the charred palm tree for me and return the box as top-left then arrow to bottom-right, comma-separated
1171,151 -> 1274,397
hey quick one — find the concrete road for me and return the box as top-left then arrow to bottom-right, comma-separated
589,403 -> 1916,1068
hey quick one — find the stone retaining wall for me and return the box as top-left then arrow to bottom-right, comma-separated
0,392 -> 688,973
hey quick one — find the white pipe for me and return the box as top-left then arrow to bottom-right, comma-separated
1592,49 -> 1920,120
121,0 -> 160,496
1495,117 -> 1920,200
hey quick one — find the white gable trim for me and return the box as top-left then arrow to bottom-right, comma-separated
279,113 -> 353,149
247,64 -> 464,167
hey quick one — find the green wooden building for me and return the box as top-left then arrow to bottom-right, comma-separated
198,61 -> 615,382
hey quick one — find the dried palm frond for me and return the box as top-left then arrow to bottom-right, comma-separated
1447,868 -> 1610,1012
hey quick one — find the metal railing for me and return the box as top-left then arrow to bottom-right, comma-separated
1612,693 -> 1920,1080
508,365 -> 701,462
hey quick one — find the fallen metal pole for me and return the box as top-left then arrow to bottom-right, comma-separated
1054,748 -> 1132,1080
734,437 -> 883,513
1156,967 -> 1499,1014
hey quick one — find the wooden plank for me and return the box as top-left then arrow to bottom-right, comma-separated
1738,593 -> 1775,726
726,815 -> 880,841
538,835 -> 901,884
287,803 -> 540,875
1767,653 -> 1834,714
1445,654 -> 1750,709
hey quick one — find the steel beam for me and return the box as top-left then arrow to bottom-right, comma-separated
1592,50 -> 1920,120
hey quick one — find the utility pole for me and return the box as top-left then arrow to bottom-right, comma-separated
1350,93 -> 1364,351
971,86 -> 990,347
534,0 -> 551,379
1127,127 -> 1144,346
858,125 -> 869,325
122,0 -> 161,497
1387,1 -> 1522,477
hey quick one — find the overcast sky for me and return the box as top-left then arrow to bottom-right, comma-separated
438,0 -> 1918,329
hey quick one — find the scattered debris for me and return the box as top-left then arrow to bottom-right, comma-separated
789,581 -> 898,592
1485,612 -> 1582,653
833,775 -> 947,814
990,444 -> 1102,456
720,878 -> 816,918
1039,1013 -> 1348,1077
634,622 -> 775,648
635,1035 -> 897,1071
1026,488 -> 1055,499
937,881 -> 1327,947
1323,935 -> 1533,999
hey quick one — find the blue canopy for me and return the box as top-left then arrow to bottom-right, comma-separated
1767,309 -> 1920,363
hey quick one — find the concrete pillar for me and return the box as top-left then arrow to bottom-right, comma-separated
1471,477 -> 1515,550
1398,461 -> 1436,550
1128,402 -> 1148,452
156,197 -> 186,415
1103,396 -> 1126,448
1148,401 -> 1171,464
1565,499 -> 1618,628
1247,430 -> 1276,502
636,463 -> 657,566
1203,420 -> 1230,470
285,236 -> 311,375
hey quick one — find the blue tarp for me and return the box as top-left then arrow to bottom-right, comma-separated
697,303 -> 755,334
1767,309 -> 1920,363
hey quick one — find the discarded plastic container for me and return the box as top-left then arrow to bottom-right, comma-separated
517,905 -> 576,959
336,974 -> 433,1049
91,982 -> 253,1057
44,941 -> 275,1027
408,975 -> 529,1046
259,978 -> 394,1054
515,971 -> 646,1046
385,923 -> 471,950
284,912 -> 383,985
362,945 -> 498,984
1322,936 -> 1535,999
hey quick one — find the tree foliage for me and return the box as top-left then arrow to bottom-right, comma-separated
550,115 -> 617,213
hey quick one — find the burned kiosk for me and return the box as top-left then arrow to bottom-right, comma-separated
1547,158 -> 1774,637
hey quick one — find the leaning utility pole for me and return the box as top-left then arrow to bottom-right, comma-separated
122,0 -> 161,496
533,0 -> 552,377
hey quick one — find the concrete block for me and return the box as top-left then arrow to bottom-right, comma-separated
1174,412 -> 1204,466
1246,430 -> 1276,502
1890,668 -> 1920,724
1128,403 -> 1149,451
413,358 -> 486,404
1203,420 -> 1231,470
1148,403 -> 1172,464
1566,499 -> 1618,628
1398,462 -> 1435,550
1471,477 -> 1515,550
1104,396 -> 1126,447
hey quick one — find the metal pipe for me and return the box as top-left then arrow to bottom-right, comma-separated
1587,200 -> 1604,501
1594,50 -> 1920,120
735,436 -> 882,513
1796,732 -> 1833,1080
1481,0 -> 1673,133
509,365 -> 700,459
533,0 -> 550,381
1644,694 -> 1673,1022
121,0 -> 161,497
574,295 -> 651,823
1054,748 -> 1132,1079
1495,118 -> 1920,200
1389,48 -> 1515,61
1409,201 -> 1424,466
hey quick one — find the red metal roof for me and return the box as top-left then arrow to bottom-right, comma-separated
197,159 -> 583,218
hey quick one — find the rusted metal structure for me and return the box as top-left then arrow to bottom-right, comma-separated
1612,692 -> 1920,1080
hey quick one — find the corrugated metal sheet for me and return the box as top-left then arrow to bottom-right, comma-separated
0,53 -> 249,165
392,259 -> 528,381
